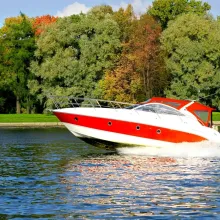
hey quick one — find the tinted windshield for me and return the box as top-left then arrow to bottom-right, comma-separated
163,101 -> 181,108
135,104 -> 184,116
194,110 -> 209,122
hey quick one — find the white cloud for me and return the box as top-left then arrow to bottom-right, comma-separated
56,0 -> 152,18
112,0 -> 152,15
56,2 -> 90,17
132,0 -> 152,14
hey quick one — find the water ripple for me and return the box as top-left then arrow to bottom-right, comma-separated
0,128 -> 219,219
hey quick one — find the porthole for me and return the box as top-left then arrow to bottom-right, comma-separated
136,125 -> 140,130
74,117 -> 78,122
108,121 -> 112,126
156,129 -> 161,134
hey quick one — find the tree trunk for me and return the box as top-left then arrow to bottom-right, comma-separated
26,96 -> 31,114
27,105 -> 30,114
143,70 -> 147,97
145,63 -> 150,98
16,96 -> 21,114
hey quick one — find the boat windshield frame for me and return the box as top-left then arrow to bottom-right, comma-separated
125,104 -> 141,109
133,103 -> 185,116
125,99 -> 152,110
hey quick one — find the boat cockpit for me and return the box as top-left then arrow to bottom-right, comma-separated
126,97 -> 215,128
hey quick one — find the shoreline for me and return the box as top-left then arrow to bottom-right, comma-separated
0,122 -> 64,127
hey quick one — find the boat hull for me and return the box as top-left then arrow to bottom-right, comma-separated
63,122 -> 178,148
53,108 -> 220,148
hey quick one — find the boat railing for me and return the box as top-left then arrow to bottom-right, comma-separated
49,95 -> 197,122
49,95 -> 134,109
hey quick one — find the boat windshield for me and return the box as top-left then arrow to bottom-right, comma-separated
135,103 -> 185,116
193,110 -> 209,123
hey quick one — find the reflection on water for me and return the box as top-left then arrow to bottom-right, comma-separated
0,128 -> 219,219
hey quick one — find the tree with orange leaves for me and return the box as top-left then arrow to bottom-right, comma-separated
96,55 -> 142,103
130,14 -> 168,99
32,15 -> 57,36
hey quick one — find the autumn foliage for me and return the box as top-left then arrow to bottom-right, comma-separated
100,14 -> 167,103
32,15 -> 57,36
130,15 -> 167,98
1,16 -> 28,33
99,57 -> 142,103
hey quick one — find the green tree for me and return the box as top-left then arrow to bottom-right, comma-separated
0,13 -> 36,113
113,4 -> 136,43
29,11 -> 121,109
88,5 -> 113,20
148,0 -> 211,29
161,13 -> 220,107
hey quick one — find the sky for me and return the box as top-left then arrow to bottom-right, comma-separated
0,0 -> 219,27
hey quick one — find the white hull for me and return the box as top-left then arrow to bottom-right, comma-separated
54,107 -> 220,148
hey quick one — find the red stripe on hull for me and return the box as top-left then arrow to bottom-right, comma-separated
54,112 -> 206,143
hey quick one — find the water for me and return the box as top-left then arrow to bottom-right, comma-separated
0,128 -> 219,219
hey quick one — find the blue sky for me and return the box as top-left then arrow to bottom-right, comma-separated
0,0 -> 219,26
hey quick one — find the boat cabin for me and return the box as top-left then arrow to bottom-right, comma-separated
142,97 -> 215,128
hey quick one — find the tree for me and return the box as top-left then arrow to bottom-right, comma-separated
32,15 -> 58,36
148,0 -> 211,29
88,5 -> 113,20
161,13 -> 220,107
113,4 -> 136,43
96,14 -> 168,102
29,11 -> 121,109
130,14 -> 168,99
96,54 -> 142,103
0,13 -> 36,113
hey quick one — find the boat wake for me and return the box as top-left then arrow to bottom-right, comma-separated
117,141 -> 220,158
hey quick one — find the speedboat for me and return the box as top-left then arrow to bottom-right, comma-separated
52,96 -> 220,148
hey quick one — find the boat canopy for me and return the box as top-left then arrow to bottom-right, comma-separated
147,97 -> 215,127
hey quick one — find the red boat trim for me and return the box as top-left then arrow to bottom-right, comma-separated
54,112 -> 206,143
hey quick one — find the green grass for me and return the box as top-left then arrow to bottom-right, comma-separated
0,114 -> 59,123
212,112 -> 220,121
0,112 -> 219,123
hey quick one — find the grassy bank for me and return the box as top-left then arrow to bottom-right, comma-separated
0,112 -> 220,123
0,114 -> 59,123
212,112 -> 220,121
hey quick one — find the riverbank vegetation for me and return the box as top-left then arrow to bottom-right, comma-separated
0,114 -> 59,123
212,112 -> 220,121
0,0 -> 219,114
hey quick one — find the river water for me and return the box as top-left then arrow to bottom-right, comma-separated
0,127 -> 220,219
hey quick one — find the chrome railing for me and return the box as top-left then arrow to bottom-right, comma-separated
49,95 -> 134,109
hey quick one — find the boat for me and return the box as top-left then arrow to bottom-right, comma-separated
51,96 -> 220,148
